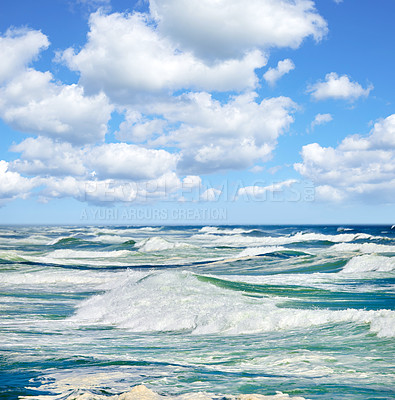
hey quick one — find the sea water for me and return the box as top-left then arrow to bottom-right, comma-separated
0,225 -> 394,399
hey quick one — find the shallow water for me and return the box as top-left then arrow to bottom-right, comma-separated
0,225 -> 394,399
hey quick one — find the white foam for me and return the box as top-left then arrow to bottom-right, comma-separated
0,235 -> 51,245
70,271 -> 395,338
341,255 -> 395,273
91,234 -> 133,244
199,226 -> 255,235
91,227 -> 162,236
136,237 -> 193,252
46,236 -> 73,245
0,250 -> 28,262
331,243 -> 395,254
46,249 -> 131,259
0,268 -> 146,291
337,227 -> 353,232
22,249 -> 135,266
236,246 -> 286,257
20,382 -> 308,400
192,231 -> 374,247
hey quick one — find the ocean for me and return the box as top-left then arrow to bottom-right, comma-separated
0,225 -> 394,400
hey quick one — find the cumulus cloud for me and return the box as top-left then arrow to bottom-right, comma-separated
7,135 -> 185,204
0,69 -> 113,144
263,59 -> 295,86
86,143 -> 179,181
143,92 -> 296,173
39,172 -> 183,205
200,188 -> 222,202
237,179 -> 297,199
182,175 -> 202,188
0,2 -> 328,207
61,11 -> 266,101
310,113 -> 332,130
115,111 -> 167,143
294,114 -> 395,203
0,160 -> 37,205
10,137 -> 179,182
10,137 -> 86,176
150,0 -> 327,59
308,72 -> 373,101
0,28 -> 49,83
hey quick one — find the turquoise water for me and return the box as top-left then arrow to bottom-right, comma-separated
0,225 -> 394,399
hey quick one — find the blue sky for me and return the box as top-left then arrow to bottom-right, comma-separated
0,0 -> 394,225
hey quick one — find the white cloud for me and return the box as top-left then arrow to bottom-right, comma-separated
310,113 -> 333,130
0,28 -> 49,84
182,175 -> 202,188
115,111 -> 167,143
150,0 -> 327,59
308,72 -> 373,101
294,114 -> 395,203
39,172 -> 183,205
0,69 -> 113,144
86,143 -> 179,181
144,92 -> 296,173
237,179 -> 297,199
200,188 -> 222,202
263,59 -> 295,86
61,12 -> 266,101
10,137 -> 86,176
0,4 -> 327,207
250,165 -> 264,173
0,160 -> 37,205
10,137 -> 179,183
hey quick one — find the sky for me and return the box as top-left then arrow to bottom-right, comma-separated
0,0 -> 394,225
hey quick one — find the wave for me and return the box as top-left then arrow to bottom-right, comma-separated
91,226 -> 162,236
236,246 -> 288,257
192,231 -> 375,247
135,237 -> 194,253
331,243 -> 395,253
10,249 -> 136,267
340,255 -> 395,273
337,227 -> 354,232
19,383 -> 308,400
70,271 -> 395,337
0,268 -> 146,290
47,236 -> 82,246
199,226 -> 258,235
0,234 -> 52,246
0,250 -> 29,263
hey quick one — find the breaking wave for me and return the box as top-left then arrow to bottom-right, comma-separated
135,237 -> 195,253
70,271 -> 395,337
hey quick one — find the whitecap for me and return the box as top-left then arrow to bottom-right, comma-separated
340,255 -> 395,273
135,237 -> 194,253
70,271 -> 395,338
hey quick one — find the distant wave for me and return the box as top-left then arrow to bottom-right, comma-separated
331,243 -> 395,253
135,237 -> 195,253
192,231 -> 376,247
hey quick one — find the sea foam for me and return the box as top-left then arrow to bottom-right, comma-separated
341,254 -> 395,273
192,231 -> 375,247
70,271 -> 395,338
136,237 -> 194,252
20,383 -> 308,400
